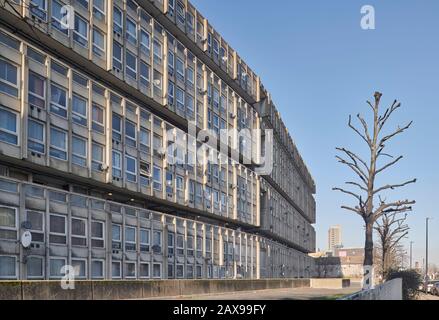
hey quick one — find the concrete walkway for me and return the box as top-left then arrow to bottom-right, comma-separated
141,283 -> 362,300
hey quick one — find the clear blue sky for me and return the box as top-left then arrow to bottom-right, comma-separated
192,0 -> 439,266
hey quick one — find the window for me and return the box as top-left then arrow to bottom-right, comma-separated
168,50 -> 174,75
196,236 -> 203,258
153,134 -> 162,155
153,70 -> 162,91
213,88 -> 220,110
93,0 -> 105,21
28,72 -> 46,109
92,142 -> 104,171
125,120 -> 137,147
186,94 -> 194,118
0,32 -> 19,51
140,29 -> 150,55
167,232 -> 175,256
112,224 -> 121,250
72,95 -> 88,126
91,104 -> 105,134
176,234 -> 185,256
91,221 -> 104,248
125,226 -> 136,251
71,218 -> 87,246
51,0 -> 68,34
28,119 -> 45,154
176,87 -> 184,112
0,180 -> 17,194
166,171 -> 173,194
30,0 -> 47,21
140,128 -> 150,153
140,61 -> 150,88
91,260 -> 104,278
189,180 -> 195,202
126,50 -> 137,79
112,150 -> 122,178
153,166 -> 162,191
27,256 -> 43,279
113,6 -> 123,34
0,59 -> 18,97
49,257 -> 66,278
0,256 -> 16,279
213,39 -> 219,59
113,41 -> 122,70
196,20 -> 204,42
168,0 -> 175,16
125,155 -> 137,182
176,175 -> 184,194
176,58 -> 184,82
126,17 -> 137,45
28,48 -> 45,64
153,263 -> 161,278
186,66 -> 194,86
176,264 -> 184,278
196,265 -> 202,278
49,214 -> 66,244
168,263 -> 174,278
74,14 -> 89,47
140,162 -> 150,188
112,261 -> 121,278
140,263 -> 150,278
125,262 -> 136,278
152,230 -> 162,253
92,28 -> 105,57
153,39 -> 162,64
186,265 -> 194,279
140,228 -> 150,252
0,206 -> 17,240
49,127 -> 67,160
186,12 -> 194,34
0,107 -> 18,145
176,1 -> 185,25
187,235 -> 194,257
26,210 -> 44,242
76,0 -> 88,9
50,83 -> 67,118
72,259 -> 87,278
112,113 -> 122,141
51,61 -> 68,76
168,81 -> 174,105
72,136 -> 87,167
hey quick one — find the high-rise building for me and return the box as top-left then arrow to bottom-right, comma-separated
0,0 -> 315,280
328,225 -> 342,252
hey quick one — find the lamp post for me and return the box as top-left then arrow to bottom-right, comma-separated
410,241 -> 414,269
425,217 -> 432,293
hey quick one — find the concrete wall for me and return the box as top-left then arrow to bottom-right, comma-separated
310,278 -> 350,289
0,279 -> 310,300
341,278 -> 402,300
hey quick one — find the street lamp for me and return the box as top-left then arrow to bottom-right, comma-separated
410,241 -> 414,269
425,217 -> 433,293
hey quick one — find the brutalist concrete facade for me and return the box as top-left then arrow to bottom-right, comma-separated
0,0 -> 316,280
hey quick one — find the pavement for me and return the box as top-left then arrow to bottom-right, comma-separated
142,282 -> 362,300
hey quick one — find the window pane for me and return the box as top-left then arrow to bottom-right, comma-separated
27,257 -> 43,278
0,207 -> 16,228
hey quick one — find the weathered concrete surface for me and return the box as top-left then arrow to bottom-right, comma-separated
0,281 -> 21,300
310,278 -> 350,289
341,278 -> 402,300
0,279 -> 312,300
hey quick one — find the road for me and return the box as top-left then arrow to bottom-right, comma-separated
143,283 -> 362,300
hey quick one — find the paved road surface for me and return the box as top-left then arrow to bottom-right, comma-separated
143,283 -> 362,300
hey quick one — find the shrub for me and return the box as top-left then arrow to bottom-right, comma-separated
385,269 -> 422,300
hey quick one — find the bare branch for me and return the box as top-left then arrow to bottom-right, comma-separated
332,187 -> 363,203
340,205 -> 364,217
336,147 -> 369,172
373,179 -> 417,195
335,155 -> 368,184
376,156 -> 403,174
348,115 -> 371,147
346,181 -> 368,192
379,121 -> 413,146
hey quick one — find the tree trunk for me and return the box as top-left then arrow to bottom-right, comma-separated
364,221 -> 374,266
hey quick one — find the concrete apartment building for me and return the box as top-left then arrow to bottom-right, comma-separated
0,0 -> 316,281
328,225 -> 342,252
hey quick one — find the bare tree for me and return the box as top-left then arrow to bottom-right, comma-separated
375,212 -> 410,279
333,92 -> 416,287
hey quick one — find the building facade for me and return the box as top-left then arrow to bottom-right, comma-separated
328,225 -> 342,252
0,0 -> 316,280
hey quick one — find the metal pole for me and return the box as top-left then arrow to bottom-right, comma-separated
410,241 -> 413,269
425,217 -> 430,293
